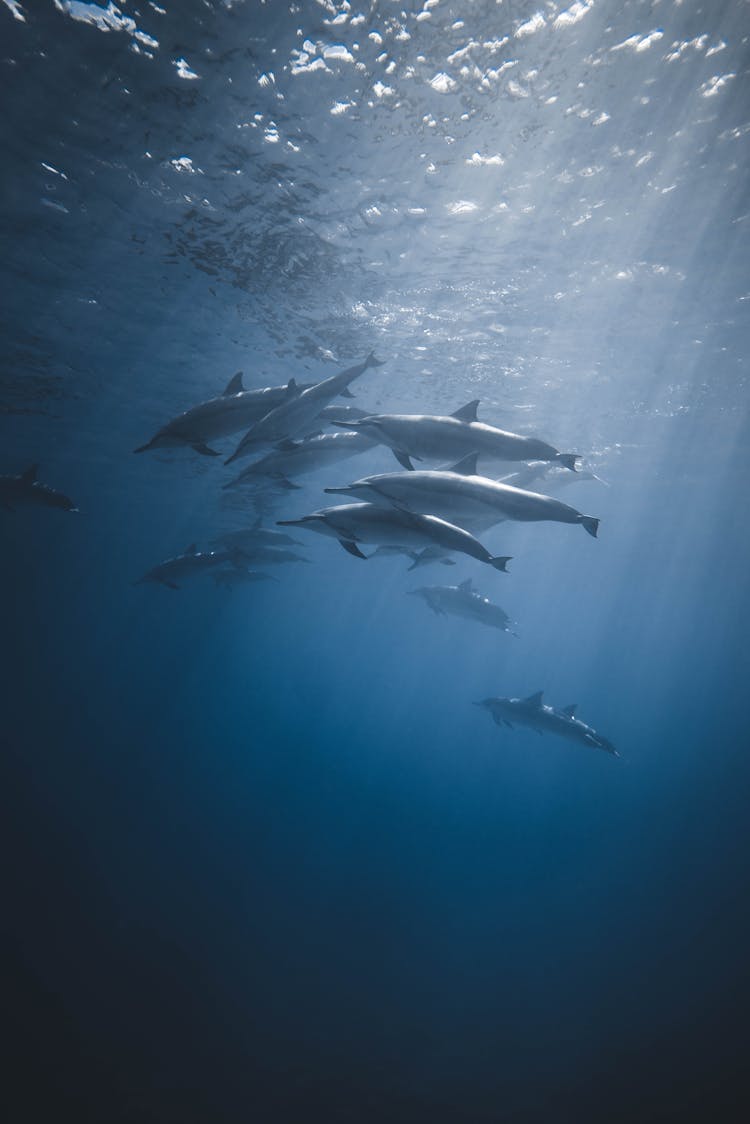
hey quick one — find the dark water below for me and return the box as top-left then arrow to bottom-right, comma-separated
2,2 -> 749,1121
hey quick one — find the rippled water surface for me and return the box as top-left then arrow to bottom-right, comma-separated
3,2 -> 749,1122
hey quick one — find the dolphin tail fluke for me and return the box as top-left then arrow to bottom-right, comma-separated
393,450 -> 414,471
581,516 -> 600,538
556,453 -> 580,472
489,555 -> 512,573
365,351 -> 385,368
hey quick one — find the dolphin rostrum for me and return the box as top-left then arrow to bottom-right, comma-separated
409,579 -> 516,634
324,453 -> 600,537
224,430 -> 378,490
278,503 -> 511,571
475,691 -> 619,756
333,399 -> 579,472
134,544 -> 242,589
134,371 -> 316,456
225,352 -> 384,465
0,464 -> 78,512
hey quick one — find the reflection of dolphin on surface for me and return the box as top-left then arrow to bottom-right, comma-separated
226,352 -> 384,464
409,579 -> 516,634
134,544 -> 241,589
134,371 -> 316,456
0,464 -> 78,512
334,399 -> 578,472
279,503 -> 511,571
475,691 -> 619,756
326,453 -> 600,537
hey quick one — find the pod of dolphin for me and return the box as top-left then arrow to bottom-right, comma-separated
2,350 -> 618,758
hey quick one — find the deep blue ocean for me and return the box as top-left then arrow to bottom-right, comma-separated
2,2 -> 749,1121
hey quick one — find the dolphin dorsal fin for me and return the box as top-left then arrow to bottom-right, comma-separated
561,703 -> 578,717
223,371 -> 244,395
21,464 -> 39,484
523,691 -> 544,707
447,452 -> 478,476
451,399 -> 480,423
458,578 -> 474,592
185,543 -> 198,555
286,377 -> 299,396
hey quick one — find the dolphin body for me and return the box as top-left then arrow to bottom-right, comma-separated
475,691 -> 619,757
212,525 -> 304,550
225,352 -> 384,465
134,544 -> 240,589
278,503 -> 511,571
134,371 -> 317,456
335,399 -> 578,472
0,464 -> 78,512
369,545 -> 456,569
409,579 -> 516,634
224,430 -> 379,490
325,453 -> 600,537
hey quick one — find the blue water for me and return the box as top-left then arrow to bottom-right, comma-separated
2,1 -> 749,1120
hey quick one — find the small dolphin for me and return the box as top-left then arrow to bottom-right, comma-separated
475,691 -> 619,756
231,544 -> 311,565
409,579 -> 516,634
279,503 -> 511,571
134,371 -> 316,456
225,352 -> 384,465
211,568 -> 276,590
0,464 -> 78,512
334,399 -> 578,473
211,524 -> 304,550
369,545 -> 457,568
325,453 -> 600,537
134,543 -> 240,589
224,430 -> 379,489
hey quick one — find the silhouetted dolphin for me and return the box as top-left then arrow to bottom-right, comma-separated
225,352 -> 384,464
334,399 -> 578,472
409,579 -> 516,634
0,464 -> 78,512
134,371 -> 315,456
212,524 -> 304,550
134,544 -> 240,589
475,691 -> 619,756
325,453 -> 600,537
211,568 -> 276,589
279,503 -> 511,571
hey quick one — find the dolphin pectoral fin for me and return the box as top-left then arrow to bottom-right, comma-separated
492,712 -> 504,727
192,443 -> 221,457
133,441 -> 155,453
340,387 -> 355,399
339,539 -> 368,559
393,450 -> 415,471
160,579 -> 180,590
503,720 -> 514,729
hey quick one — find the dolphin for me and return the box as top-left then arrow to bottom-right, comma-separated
475,691 -> 619,756
134,544 -> 240,589
0,464 -> 78,512
230,544 -> 311,565
369,545 -> 457,568
224,430 -> 379,490
409,579 -> 516,634
211,524 -> 304,550
333,399 -> 579,472
225,352 -> 384,465
278,503 -> 511,571
211,568 -> 277,589
134,371 -> 316,456
324,453 -> 600,537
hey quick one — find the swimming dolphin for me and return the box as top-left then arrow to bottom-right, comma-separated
225,352 -> 384,465
409,579 -> 516,634
333,399 -> 578,472
134,371 -> 316,456
231,544 -> 311,566
475,691 -> 619,756
211,524 -> 304,550
134,544 -> 240,589
325,453 -> 600,537
211,568 -> 277,589
369,545 -> 457,568
224,430 -> 379,490
278,503 -> 511,571
0,464 -> 78,512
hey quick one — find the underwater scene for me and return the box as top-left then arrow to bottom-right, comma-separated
2,1 -> 749,1121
